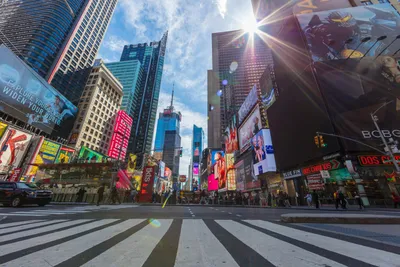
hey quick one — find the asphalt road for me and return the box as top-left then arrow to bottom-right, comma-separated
0,204 -> 400,266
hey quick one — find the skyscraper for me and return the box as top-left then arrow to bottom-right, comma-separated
0,0 -> 118,102
163,130 -> 181,178
120,32 -> 168,158
207,70 -> 221,148
211,30 -> 272,146
154,87 -> 182,160
191,125 -> 204,190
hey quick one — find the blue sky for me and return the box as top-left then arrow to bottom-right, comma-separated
98,0 -> 255,174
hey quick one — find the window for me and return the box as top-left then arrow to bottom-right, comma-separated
83,134 -> 87,139
361,0 -> 373,5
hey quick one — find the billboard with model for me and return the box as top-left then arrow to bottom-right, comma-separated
297,4 -> 400,62
225,153 -> 236,191
224,115 -> 239,154
251,129 -> 276,175
208,150 -> 225,191
238,105 -> 262,154
0,45 -> 78,137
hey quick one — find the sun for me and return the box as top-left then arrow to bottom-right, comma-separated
243,19 -> 259,34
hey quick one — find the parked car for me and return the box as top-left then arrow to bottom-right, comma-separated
0,182 -> 52,207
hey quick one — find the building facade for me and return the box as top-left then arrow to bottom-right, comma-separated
162,130 -> 181,178
207,70 -> 221,148
120,32 -> 168,158
68,61 -> 123,154
211,30 -> 272,147
0,0 -> 118,103
191,125 -> 204,191
108,110 -> 133,160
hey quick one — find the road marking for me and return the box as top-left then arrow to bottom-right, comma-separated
175,219 -> 239,267
244,220 -> 400,267
0,220 -> 43,229
192,215 -> 195,217
228,212 -> 232,215
215,209 -> 219,211
0,220 -> 66,236
221,211 -> 225,213
81,220 -> 171,267
216,220 -> 346,267
236,214 -> 242,217
0,219 -> 117,257
2,219 -> 144,267
0,213 -> 45,217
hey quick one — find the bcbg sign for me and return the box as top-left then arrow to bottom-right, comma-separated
139,166 -> 155,203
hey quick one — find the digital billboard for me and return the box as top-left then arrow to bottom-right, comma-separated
0,127 -> 32,174
243,151 -> 259,190
208,150 -> 225,191
238,85 -> 258,125
314,57 -> 400,151
108,110 -> 133,160
238,105 -> 262,154
0,45 -> 78,137
193,162 -> 199,175
297,4 -> 400,62
139,166 -> 155,202
234,160 -> 245,191
55,146 -> 75,164
78,146 -> 107,163
27,139 -> 61,176
0,122 -> 7,139
224,115 -> 238,154
126,154 -> 137,174
251,129 -> 276,175
225,153 -> 236,191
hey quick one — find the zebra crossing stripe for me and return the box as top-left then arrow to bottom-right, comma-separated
0,220 -> 43,229
0,219 -> 116,260
244,220 -> 400,267
0,220 -> 87,243
216,220 -> 347,267
0,213 -> 45,217
174,219 -> 239,267
80,220 -> 172,267
1,219 -> 145,267
0,220 -> 66,236
29,210 -> 89,214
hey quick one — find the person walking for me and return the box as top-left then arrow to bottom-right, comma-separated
131,188 -> 138,203
111,185 -> 121,204
392,192 -> 400,208
305,192 -> 312,207
97,185 -> 105,206
334,190 -> 340,210
339,190 -> 347,209
267,192 -> 272,207
284,192 -> 291,208
200,190 -> 207,205
354,192 -> 364,210
76,187 -> 86,203
312,190 -> 319,209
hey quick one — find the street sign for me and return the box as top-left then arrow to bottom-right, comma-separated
320,170 -> 330,179
302,159 -> 341,175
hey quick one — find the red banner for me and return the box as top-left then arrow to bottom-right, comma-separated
307,174 -> 324,191
139,166 -> 155,203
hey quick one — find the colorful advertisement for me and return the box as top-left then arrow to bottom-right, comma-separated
238,105 -> 262,154
193,162 -> 199,176
140,166 -> 156,202
307,173 -> 325,191
0,45 -> 78,137
208,174 -> 218,191
225,153 -> 236,191
293,0 -> 352,15
211,150 -> 225,190
0,122 -> 7,139
234,160 -> 245,191
297,4 -> 400,62
78,146 -> 107,163
55,146 -> 75,163
224,115 -> 239,153
243,151 -> 260,190
108,110 -> 133,160
132,175 -> 142,191
251,129 -> 276,175
126,154 -> 137,174
27,139 -> 61,176
238,85 -> 258,125
0,128 -> 32,173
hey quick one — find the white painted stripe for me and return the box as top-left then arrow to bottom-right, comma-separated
30,210 -> 89,213
0,219 -> 116,257
216,220 -> 346,267
11,212 -> 72,215
244,220 -> 400,267
228,212 -> 232,215
175,219 -> 239,267
0,220 -> 87,242
0,220 -> 66,235
0,220 -> 43,229
82,219 -> 171,267
2,219 -> 144,267
236,215 -> 241,217
0,213 -> 45,217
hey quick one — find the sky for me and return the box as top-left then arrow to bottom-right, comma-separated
98,0 -> 255,175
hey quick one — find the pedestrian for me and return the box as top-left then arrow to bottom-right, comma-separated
97,184 -> 105,206
305,192 -> 312,207
131,188 -> 138,203
392,192 -> 400,208
312,190 -> 319,209
334,190 -> 340,210
151,189 -> 156,203
111,185 -> 121,204
76,187 -> 86,203
284,192 -> 291,208
255,191 -> 260,206
268,192 -> 272,207
200,190 -> 207,205
354,192 -> 364,210
339,190 -> 347,209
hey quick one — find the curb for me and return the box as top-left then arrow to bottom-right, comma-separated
281,214 -> 400,224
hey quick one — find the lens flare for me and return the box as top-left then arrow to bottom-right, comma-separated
216,90 -> 223,97
148,218 -> 161,228
230,61 -> 238,72
222,79 -> 228,86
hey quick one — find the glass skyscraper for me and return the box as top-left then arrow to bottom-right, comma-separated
120,32 -> 168,157
0,0 -> 118,103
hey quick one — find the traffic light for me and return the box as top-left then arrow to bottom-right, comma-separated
314,136 -> 320,148
319,135 -> 327,147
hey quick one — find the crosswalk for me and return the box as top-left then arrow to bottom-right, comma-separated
0,218 -> 399,266
0,205 -> 138,217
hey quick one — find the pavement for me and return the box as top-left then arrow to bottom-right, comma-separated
0,204 -> 399,266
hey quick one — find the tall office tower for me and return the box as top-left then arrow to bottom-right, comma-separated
191,125 -> 204,190
68,60 -> 123,154
162,130 -> 181,178
211,30 -> 272,141
207,70 -> 221,148
154,87 -> 182,160
120,32 -> 168,159
0,0 -> 118,103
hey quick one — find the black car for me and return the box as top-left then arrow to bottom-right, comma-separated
0,182 -> 52,207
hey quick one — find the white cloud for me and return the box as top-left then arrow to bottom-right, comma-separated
103,35 -> 129,53
215,0 -> 227,18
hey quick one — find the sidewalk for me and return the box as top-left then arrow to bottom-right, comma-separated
281,213 -> 400,224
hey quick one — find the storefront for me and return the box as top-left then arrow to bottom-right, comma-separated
283,169 -> 305,205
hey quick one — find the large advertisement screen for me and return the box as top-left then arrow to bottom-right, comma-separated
193,162 -> 199,176
0,128 -> 32,173
78,146 -> 107,163
0,122 -> 7,139
297,4 -> 400,62
27,139 -> 61,176
209,150 -> 225,191
0,45 -> 78,136
225,153 -> 236,191
55,146 -> 75,163
238,105 -> 262,154
243,151 -> 259,190
224,115 -> 239,153
314,57 -> 400,151
238,85 -> 258,125
108,110 -> 132,160
251,129 -> 276,175
234,160 -> 245,191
